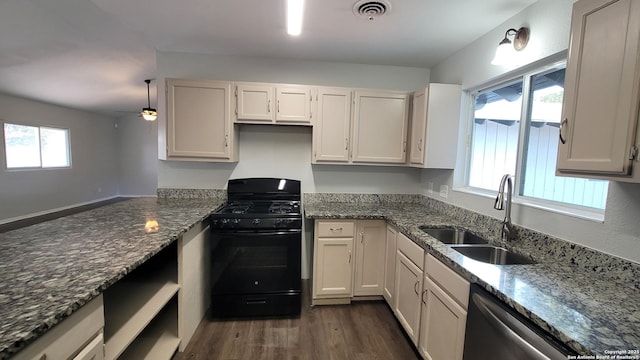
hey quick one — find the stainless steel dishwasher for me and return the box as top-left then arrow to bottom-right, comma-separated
463,285 -> 577,360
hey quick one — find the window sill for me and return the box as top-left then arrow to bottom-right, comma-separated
453,186 -> 605,223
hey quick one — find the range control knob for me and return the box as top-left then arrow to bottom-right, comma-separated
252,218 -> 261,226
232,219 -> 241,227
221,219 -> 230,228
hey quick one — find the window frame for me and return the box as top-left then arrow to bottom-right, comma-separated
456,59 -> 606,222
2,122 -> 72,170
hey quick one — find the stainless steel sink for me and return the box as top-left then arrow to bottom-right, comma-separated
450,245 -> 535,265
419,226 -> 489,245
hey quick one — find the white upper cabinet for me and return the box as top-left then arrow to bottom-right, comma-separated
313,88 -> 352,163
409,84 -> 462,168
236,84 -> 275,123
557,0 -> 640,181
352,91 -> 410,164
276,87 -> 312,124
235,83 -> 312,125
166,78 -> 236,161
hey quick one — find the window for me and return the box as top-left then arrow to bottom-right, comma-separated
3,123 -> 71,169
467,63 -> 608,211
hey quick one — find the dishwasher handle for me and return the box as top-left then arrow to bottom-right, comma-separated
471,291 -> 570,360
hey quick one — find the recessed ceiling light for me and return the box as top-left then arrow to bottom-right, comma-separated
287,0 -> 304,36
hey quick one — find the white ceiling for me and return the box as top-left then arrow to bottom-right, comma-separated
0,0 -> 538,117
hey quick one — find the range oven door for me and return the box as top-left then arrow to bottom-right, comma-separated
210,229 -> 301,317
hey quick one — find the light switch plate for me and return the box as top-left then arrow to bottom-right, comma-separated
439,185 -> 448,198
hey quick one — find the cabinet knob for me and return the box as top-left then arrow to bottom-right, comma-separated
559,118 -> 568,144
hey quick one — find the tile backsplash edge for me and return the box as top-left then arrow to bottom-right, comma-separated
157,188 -> 227,200
420,196 -> 640,287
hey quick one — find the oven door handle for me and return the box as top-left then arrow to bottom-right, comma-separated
212,229 -> 302,235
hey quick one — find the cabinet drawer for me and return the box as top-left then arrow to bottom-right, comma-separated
426,254 -> 469,308
13,295 -> 104,360
397,232 -> 424,270
316,221 -> 355,238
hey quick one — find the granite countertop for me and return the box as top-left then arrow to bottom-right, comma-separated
0,197 -> 224,359
305,201 -> 640,356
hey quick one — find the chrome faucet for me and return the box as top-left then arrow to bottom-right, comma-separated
494,174 -> 517,241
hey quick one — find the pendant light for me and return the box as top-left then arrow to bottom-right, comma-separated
141,79 -> 157,121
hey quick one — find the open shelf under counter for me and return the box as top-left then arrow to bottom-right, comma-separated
118,296 -> 180,360
103,244 -> 179,360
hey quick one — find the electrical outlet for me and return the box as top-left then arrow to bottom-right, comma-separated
439,185 -> 448,198
427,182 -> 434,194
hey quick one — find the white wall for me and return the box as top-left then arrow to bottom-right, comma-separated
0,92 -> 119,222
117,114 -> 158,196
158,124 -> 422,194
156,51 -> 429,194
427,0 -> 640,264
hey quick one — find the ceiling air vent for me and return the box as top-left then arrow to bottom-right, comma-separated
353,0 -> 391,21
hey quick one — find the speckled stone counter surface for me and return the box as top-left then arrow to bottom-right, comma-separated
304,193 -> 640,356
0,196 -> 224,359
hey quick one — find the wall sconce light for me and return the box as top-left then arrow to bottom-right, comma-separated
491,27 -> 530,66
141,79 -> 158,121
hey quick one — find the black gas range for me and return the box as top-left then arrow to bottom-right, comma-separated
209,178 -> 302,318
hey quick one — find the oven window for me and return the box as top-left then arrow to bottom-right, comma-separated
211,231 -> 301,294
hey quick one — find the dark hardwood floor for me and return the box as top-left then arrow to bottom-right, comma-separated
173,282 -> 420,360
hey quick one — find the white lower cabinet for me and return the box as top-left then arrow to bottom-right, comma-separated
383,224 -> 398,306
13,295 -> 104,360
353,220 -> 386,296
419,254 -> 470,360
312,220 -> 356,302
177,221 -> 211,351
394,232 -> 424,346
312,219 -> 386,304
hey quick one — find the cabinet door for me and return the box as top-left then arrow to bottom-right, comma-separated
394,251 -> 423,345
352,91 -> 410,163
313,88 -> 352,163
419,277 -> 467,360
313,237 -> 354,298
409,88 -> 428,164
383,225 -> 397,306
236,84 -> 275,123
353,220 -> 386,296
167,79 -> 233,159
557,0 -> 640,176
276,87 -> 312,124
410,84 -> 462,169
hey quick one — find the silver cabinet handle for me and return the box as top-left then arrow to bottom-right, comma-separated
330,227 -> 343,231
225,134 -> 229,147
348,250 -> 352,264
421,289 -> 427,305
414,280 -> 420,296
345,138 -> 349,150
267,99 -> 271,113
360,232 -> 364,243
418,139 -> 423,151
559,118 -> 568,144
277,99 -> 280,113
